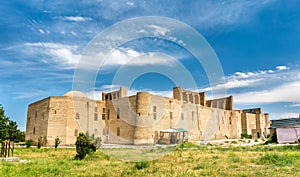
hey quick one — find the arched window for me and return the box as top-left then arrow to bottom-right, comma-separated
117,127 -> 120,136
74,129 -> 78,137
75,113 -> 80,119
117,108 -> 120,119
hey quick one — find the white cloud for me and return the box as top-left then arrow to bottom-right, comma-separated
234,80 -> 300,104
24,42 -> 81,68
276,65 -> 289,71
270,112 -> 300,119
186,0 -> 276,28
289,103 -> 300,107
203,66 -> 300,105
60,16 -> 92,22
203,78 -> 263,91
147,25 -> 170,36
203,67 -> 285,91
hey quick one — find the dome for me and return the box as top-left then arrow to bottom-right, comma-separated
64,90 -> 87,98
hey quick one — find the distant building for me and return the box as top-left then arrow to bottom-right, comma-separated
25,87 -> 270,146
270,118 -> 300,143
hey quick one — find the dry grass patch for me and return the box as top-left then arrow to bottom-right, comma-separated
1,144 -> 300,176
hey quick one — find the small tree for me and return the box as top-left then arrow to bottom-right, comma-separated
86,133 -> 102,151
37,136 -> 43,148
55,136 -> 61,149
25,140 -> 33,148
75,133 -> 91,160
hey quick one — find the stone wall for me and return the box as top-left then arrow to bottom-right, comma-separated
26,87 -> 270,146
26,97 -> 50,145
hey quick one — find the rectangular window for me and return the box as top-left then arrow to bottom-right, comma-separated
153,106 -> 157,112
102,114 -> 105,120
102,108 -> 106,113
170,112 -> 173,119
107,109 -> 110,120
35,111 -> 37,118
153,113 -> 157,120
95,107 -> 98,112
181,113 -> 184,120
94,113 -> 98,121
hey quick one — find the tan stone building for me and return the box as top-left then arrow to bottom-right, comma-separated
26,87 -> 270,146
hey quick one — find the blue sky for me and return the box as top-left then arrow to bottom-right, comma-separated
1,0 -> 300,131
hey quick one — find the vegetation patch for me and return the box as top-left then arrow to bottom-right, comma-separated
176,142 -> 199,149
257,152 -> 300,166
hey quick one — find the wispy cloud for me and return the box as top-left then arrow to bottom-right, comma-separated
234,80 -> 300,104
12,89 -> 48,100
58,16 -> 92,22
289,103 -> 300,107
270,112 -> 300,119
203,65 -> 289,92
23,42 -> 81,69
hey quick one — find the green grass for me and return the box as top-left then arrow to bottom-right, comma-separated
1,145 -> 300,176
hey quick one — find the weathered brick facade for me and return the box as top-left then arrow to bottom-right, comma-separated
26,87 -> 270,146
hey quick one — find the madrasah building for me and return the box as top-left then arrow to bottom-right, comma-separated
25,87 -> 270,146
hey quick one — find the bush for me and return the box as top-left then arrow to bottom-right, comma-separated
177,142 -> 199,149
134,161 -> 150,170
25,140 -> 33,148
55,136 -> 61,149
264,133 -> 277,145
37,136 -> 43,148
86,133 -> 101,151
75,133 -> 91,160
241,133 -> 252,139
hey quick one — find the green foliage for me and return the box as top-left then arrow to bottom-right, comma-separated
240,133 -> 252,139
257,152 -> 300,166
254,139 -> 258,142
54,136 -> 61,149
74,133 -> 102,160
85,132 -> 102,151
177,142 -> 199,149
264,133 -> 278,145
37,136 -> 43,148
134,161 -> 150,170
0,104 -> 24,142
25,140 -> 33,148
75,133 -> 91,160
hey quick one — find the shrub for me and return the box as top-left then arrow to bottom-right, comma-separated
37,136 -> 43,148
254,139 -> 258,142
134,161 -> 150,170
55,136 -> 61,149
25,140 -> 33,148
264,133 -> 277,145
86,133 -> 101,151
75,133 -> 91,160
177,142 -> 199,149
240,133 -> 252,139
